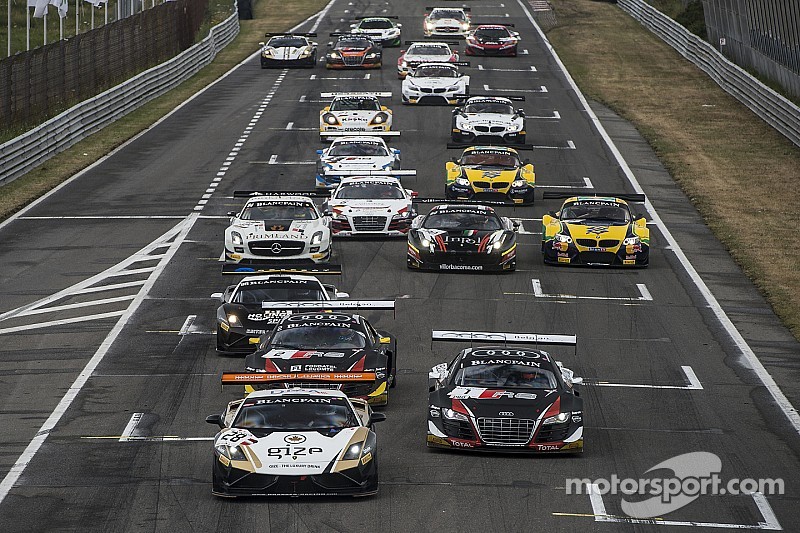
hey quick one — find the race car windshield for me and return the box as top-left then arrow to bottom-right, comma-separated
431,10 -> 466,20
475,28 -> 510,39
408,45 -> 450,56
359,19 -> 393,29
455,364 -> 558,389
268,37 -> 306,48
415,65 -> 458,78
329,98 -> 381,111
336,183 -> 405,199
240,203 -> 318,221
271,326 -> 367,349
232,286 -> 326,304
423,211 -> 502,231
336,39 -> 371,49
461,152 -> 519,167
233,397 -> 359,430
561,204 -> 630,224
328,142 -> 389,156
464,102 -> 515,114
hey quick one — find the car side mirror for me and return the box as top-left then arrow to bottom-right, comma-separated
205,414 -> 224,428
335,291 -> 350,299
316,149 -> 324,155
397,23 -> 402,28
400,49 -> 406,54
370,412 -> 387,424
635,216 -> 647,225
258,41 -> 265,46
410,190 -> 418,198
327,42 -> 333,47
227,211 -> 237,217
323,210 -> 332,217
516,109 -> 525,117
211,292 -> 223,300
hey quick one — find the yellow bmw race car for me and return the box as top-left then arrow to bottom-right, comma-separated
445,146 -> 535,205
541,192 -> 649,267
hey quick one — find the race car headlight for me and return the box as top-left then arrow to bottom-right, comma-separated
400,60 -> 408,68
329,51 -> 341,59
231,231 -> 243,246
262,48 -> 274,57
492,239 -> 504,250
424,21 -> 433,30
342,442 -> 364,460
311,231 -> 324,245
366,52 -> 378,59
391,210 -> 412,220
511,179 -> 527,188
299,48 -> 313,58
442,408 -> 469,422
542,412 -> 570,425
623,236 -> 641,245
370,112 -> 388,125
323,113 -> 339,125
509,122 -> 522,132
555,233 -> 572,244
460,22 -> 469,30
454,177 -> 470,187
226,314 -> 239,325
216,444 -> 247,461
421,238 -> 431,248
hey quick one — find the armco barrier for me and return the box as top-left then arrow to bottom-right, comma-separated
0,6 -> 239,187
618,0 -> 800,148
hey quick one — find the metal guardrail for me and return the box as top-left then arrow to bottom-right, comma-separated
618,0 -> 800,148
0,6 -> 240,187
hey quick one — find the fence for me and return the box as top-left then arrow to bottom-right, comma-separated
618,0 -> 800,148
0,3 -> 238,186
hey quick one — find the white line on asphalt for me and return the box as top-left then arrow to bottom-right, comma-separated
529,142 -> 575,150
537,177 -> 593,189
265,156 -> 317,165
483,84 -> 547,93
478,65 -> 537,72
16,296 -> 136,317
179,315 -> 197,336
527,111 -> 560,119
285,121 -> 294,130
119,413 -> 144,442
0,310 -> 127,334
520,49 -> 529,55
587,366 -> 703,390
516,0 -> 800,434
531,279 -> 653,301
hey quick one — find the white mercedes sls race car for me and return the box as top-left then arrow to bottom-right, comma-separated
224,193 -> 332,265
397,41 -> 459,79
349,16 -> 402,47
316,136 -> 401,189
319,92 -> 393,133
207,388 -> 386,497
325,176 -> 416,237
423,7 -> 471,37
402,62 -> 470,105
452,96 -> 526,145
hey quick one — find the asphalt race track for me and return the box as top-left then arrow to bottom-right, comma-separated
1,0 -> 799,531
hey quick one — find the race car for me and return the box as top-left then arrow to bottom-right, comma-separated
401,62 -> 470,105
325,34 -> 382,69
445,146 -> 535,205
350,16 -> 402,47
259,33 -> 318,68
397,41 -> 459,79
407,203 -> 518,272
465,24 -> 520,56
452,96 -> 526,145
207,388 -> 385,497
324,176 -> 416,237
214,273 -> 348,355
319,93 -> 393,134
224,192 -> 332,266
423,7 -> 471,37
426,330 -> 584,453
316,136 -> 401,189
541,192 -> 650,267
240,302 -> 397,406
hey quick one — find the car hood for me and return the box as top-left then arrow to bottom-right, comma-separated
462,113 -> 517,125
267,46 -> 308,60
404,53 -> 453,63
562,222 -> 630,241
461,167 -> 519,181
329,199 -> 409,215
405,77 -> 464,89
436,385 -> 575,420
415,228 -> 507,252
321,156 -> 395,171
246,348 -> 381,373
229,219 -> 318,239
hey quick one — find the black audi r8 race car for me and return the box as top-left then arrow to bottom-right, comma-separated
207,388 -> 385,497
237,302 -> 397,406
214,273 -> 348,355
426,330 -> 584,453
325,34 -> 382,69
407,203 -> 518,272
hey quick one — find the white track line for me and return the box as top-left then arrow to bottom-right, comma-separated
532,279 -> 653,301
16,295 -> 136,317
587,366 -> 703,390
478,65 -> 537,72
119,413 -> 144,442
179,315 -> 197,335
0,311 -> 128,334
483,84 -> 547,93
517,0 -> 800,434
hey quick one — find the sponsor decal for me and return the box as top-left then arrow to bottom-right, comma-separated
471,349 -> 544,359
585,226 -> 609,236
239,279 -> 317,287
250,201 -> 314,208
219,454 -> 231,466
284,434 -> 306,444
448,387 -> 538,400
361,452 -> 373,465
451,440 -> 474,448
286,314 -> 354,323
469,359 -> 541,368
439,264 -> 484,271
537,444 -> 561,451
499,411 -> 514,416
267,446 -> 324,458
269,463 -> 322,469
249,397 -> 333,404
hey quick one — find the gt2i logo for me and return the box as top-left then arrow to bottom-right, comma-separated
448,387 -> 537,400
268,446 -> 324,458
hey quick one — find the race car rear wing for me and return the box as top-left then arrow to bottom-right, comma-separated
265,32 -> 317,37
323,169 -> 417,177
446,142 -> 533,150
471,22 -> 515,27
233,190 -> 331,198
542,191 -> 646,203
221,372 -> 378,387
412,197 -> 512,207
354,15 -> 399,19
259,300 -> 395,312
432,330 -> 577,355
461,93 -> 525,101
320,91 -> 392,98
221,263 -> 343,275
425,6 -> 470,10
320,131 -> 401,139
404,40 -> 461,46
411,61 -> 471,67
330,32 -> 378,39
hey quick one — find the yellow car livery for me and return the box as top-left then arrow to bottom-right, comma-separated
542,192 -> 649,267
445,146 -> 535,205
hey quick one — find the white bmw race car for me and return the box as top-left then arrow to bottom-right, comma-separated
259,33 -> 318,68
207,388 -> 385,497
402,62 -> 470,105
451,96 -> 526,145
319,92 -> 394,134
316,136 -> 401,189
224,192 -> 332,265
325,176 -> 416,237
397,41 -> 459,79
350,16 -> 402,47
423,7 -> 471,37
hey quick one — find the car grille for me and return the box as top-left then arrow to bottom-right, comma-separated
579,251 -> 616,264
472,181 -> 509,189
599,239 -> 620,248
342,55 -> 365,66
436,27 -> 460,33
248,240 -> 305,257
420,87 -> 448,93
442,419 -> 476,440
577,239 -> 621,248
476,417 -> 535,446
353,216 -> 388,232
576,239 -> 596,247
474,126 -> 506,133
535,422 -> 571,443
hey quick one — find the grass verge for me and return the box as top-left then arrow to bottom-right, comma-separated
0,0 -> 326,220
546,0 -> 800,339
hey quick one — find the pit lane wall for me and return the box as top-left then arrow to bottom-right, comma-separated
0,4 -> 239,187
617,0 -> 800,148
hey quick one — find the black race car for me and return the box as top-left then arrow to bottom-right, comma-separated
325,34 -> 382,69
215,273 -> 348,355
427,330 -> 584,453
238,302 -> 397,406
407,203 -> 518,272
